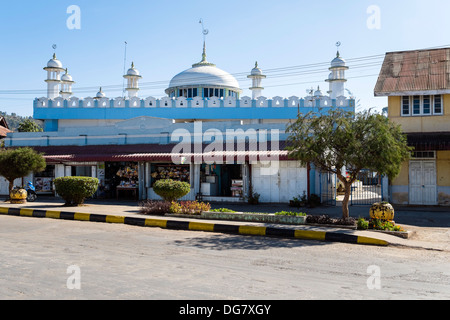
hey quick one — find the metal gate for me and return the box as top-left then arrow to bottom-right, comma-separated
350,170 -> 383,205
319,171 -> 336,206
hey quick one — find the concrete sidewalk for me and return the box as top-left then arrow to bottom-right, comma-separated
0,196 -> 448,249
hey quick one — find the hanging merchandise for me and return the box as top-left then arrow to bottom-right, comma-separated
152,165 -> 190,184
116,164 -> 138,179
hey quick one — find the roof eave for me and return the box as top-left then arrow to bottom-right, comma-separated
375,89 -> 450,97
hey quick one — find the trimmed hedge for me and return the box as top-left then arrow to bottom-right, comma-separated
54,176 -> 99,206
152,179 -> 191,202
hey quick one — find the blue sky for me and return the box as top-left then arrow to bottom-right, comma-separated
1,0 -> 450,116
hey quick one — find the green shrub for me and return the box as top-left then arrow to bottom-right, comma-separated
369,218 -> 405,232
274,211 -> 306,216
357,217 -> 369,230
210,208 -> 236,213
153,179 -> 191,202
54,176 -> 99,206
169,201 -> 211,215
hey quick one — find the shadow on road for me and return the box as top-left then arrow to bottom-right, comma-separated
172,233 -> 328,251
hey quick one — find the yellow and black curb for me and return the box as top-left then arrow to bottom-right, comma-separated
0,207 -> 389,246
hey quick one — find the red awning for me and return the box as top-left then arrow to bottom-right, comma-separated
32,142 -> 291,164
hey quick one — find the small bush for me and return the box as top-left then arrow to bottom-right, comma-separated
54,176 -> 99,206
369,218 -> 405,232
210,208 -> 236,213
357,217 -> 369,230
169,201 -> 211,215
248,192 -> 260,205
274,211 -> 306,216
306,214 -> 356,226
139,200 -> 171,216
153,179 -> 191,202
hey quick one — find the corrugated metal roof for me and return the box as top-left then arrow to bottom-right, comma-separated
32,142 -> 291,163
374,48 -> 450,96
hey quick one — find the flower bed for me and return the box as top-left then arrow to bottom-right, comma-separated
305,215 -> 357,229
200,210 -> 307,225
357,217 -> 410,239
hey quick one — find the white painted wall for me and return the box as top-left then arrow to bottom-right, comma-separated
252,161 -> 307,203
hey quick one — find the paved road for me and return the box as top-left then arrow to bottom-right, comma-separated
0,212 -> 449,300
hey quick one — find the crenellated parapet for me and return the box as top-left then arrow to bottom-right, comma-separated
34,95 -> 355,110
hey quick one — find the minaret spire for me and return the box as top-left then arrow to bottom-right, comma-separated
193,19 -> 215,67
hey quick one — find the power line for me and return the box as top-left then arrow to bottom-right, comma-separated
0,56 -> 412,95
0,44 -> 449,98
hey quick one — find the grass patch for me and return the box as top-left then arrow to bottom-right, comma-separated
209,208 -> 237,213
274,211 -> 306,217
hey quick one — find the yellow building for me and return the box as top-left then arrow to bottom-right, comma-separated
375,47 -> 450,206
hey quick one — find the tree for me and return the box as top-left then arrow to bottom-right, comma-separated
0,147 -> 47,197
286,109 -> 412,219
17,119 -> 43,132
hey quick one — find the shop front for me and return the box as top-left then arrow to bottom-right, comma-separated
34,165 -> 55,195
104,162 -> 139,200
147,163 -> 194,200
199,163 -> 246,202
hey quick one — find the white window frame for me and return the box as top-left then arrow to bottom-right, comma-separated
433,95 -> 443,115
401,95 -> 444,116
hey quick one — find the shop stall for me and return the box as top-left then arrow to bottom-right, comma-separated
34,165 -> 55,195
200,164 -> 243,199
104,162 -> 139,200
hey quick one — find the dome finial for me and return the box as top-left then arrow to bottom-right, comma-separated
202,41 -> 207,62
335,41 -> 341,58
192,40 -> 216,67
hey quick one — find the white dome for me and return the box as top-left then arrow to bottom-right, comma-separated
61,72 -> 73,82
314,87 -> 323,97
126,62 -> 141,76
251,62 -> 263,76
47,54 -> 63,69
331,52 -> 346,68
168,65 -> 240,89
127,68 -> 140,76
96,87 -> 105,98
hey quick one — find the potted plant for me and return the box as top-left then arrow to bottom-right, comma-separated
248,191 -> 260,205
10,187 -> 27,204
370,201 -> 395,221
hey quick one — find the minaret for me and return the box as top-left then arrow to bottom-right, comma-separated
325,51 -> 349,99
247,62 -> 266,99
95,87 -> 106,99
123,62 -> 142,98
60,68 -> 75,99
44,53 -> 65,99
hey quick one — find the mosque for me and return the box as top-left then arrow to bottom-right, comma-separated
1,43 -> 355,204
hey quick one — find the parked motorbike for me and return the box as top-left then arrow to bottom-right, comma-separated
25,181 -> 37,202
